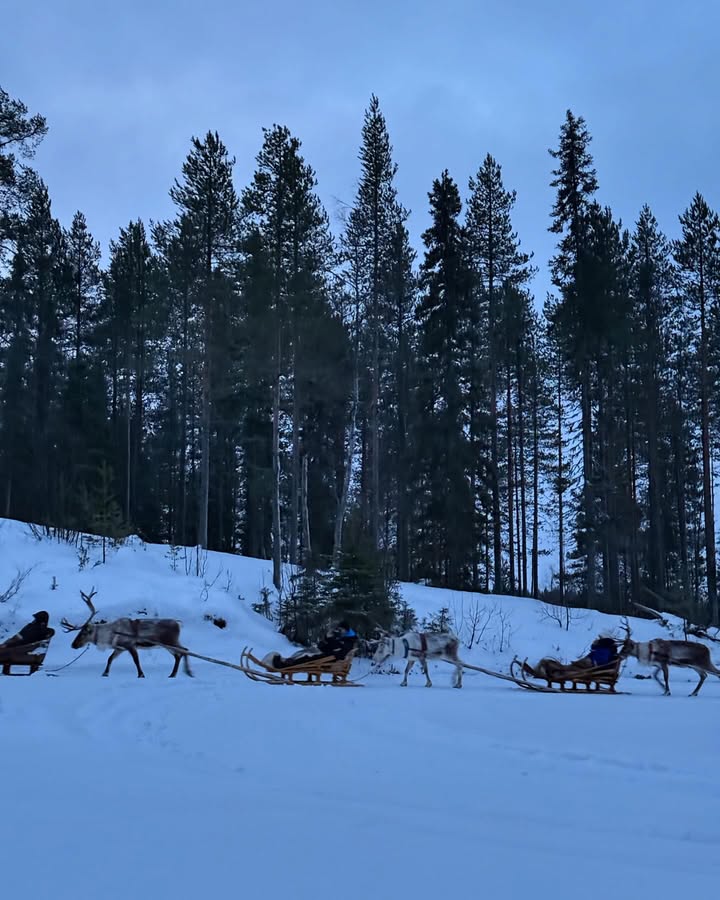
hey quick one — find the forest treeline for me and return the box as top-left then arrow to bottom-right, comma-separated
1,85 -> 719,629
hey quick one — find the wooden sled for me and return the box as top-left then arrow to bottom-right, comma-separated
0,632 -> 55,676
509,655 -> 624,693
239,647 -> 362,686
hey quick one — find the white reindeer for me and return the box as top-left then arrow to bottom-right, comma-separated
372,631 -> 465,688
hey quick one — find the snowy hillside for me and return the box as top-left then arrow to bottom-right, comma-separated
1,519 -> 719,898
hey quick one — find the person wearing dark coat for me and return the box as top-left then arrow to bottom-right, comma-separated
1,611 -> 54,648
589,636 -> 619,667
271,622 -> 357,669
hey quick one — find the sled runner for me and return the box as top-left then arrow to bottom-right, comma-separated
509,655 -> 623,693
0,634 -> 54,676
239,647 -> 362,686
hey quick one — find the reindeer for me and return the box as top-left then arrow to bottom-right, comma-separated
61,589 -> 192,678
372,631 -> 465,688
618,618 -> 720,696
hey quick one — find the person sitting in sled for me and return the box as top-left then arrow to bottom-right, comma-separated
269,622 -> 357,669
572,635 -> 618,669
0,610 -> 54,648
589,636 -> 619,666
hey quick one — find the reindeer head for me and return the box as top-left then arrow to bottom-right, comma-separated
617,618 -> 638,660
60,589 -> 98,649
371,631 -> 394,667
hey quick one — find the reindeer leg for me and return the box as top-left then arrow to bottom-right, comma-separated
401,659 -> 414,687
168,651 -> 181,678
102,648 -> 125,677
653,663 -> 670,695
165,645 -> 191,678
420,656 -> 432,688
127,646 -> 145,678
690,668 -> 707,697
452,661 -> 463,688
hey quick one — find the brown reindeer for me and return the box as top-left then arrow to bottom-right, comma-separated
61,589 -> 192,678
618,618 -> 720,696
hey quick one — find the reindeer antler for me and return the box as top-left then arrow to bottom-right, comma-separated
620,616 -> 632,640
60,588 -> 98,633
80,588 -> 97,618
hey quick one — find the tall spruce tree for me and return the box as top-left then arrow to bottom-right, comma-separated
1,181 -> 69,523
343,95 -> 404,551
629,206 -> 674,595
169,132 -> 239,550
151,214 -> 202,545
673,194 -> 720,622
241,125 -> 338,584
547,110 -> 600,602
386,212 -> 417,580
101,220 -> 161,531
466,153 -> 535,591
64,211 -> 101,360
413,171 -> 473,587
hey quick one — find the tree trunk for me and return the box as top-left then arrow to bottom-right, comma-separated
333,364 -> 359,564
672,380 -> 690,600
580,361 -> 596,604
531,364 -> 540,599
489,278 -> 502,593
557,361 -> 566,604
179,287 -> 189,545
272,328 -> 282,591
516,338 -> 528,595
301,454 -> 312,566
396,327 -> 410,580
198,339 -> 210,550
125,348 -> 131,525
506,363 -> 515,593
289,353 -> 300,567
370,322 -> 380,548
698,263 -> 718,621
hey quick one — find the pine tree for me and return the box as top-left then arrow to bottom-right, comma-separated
466,153 -> 535,592
86,460 -> 127,563
0,247 -> 33,517
0,86 -> 47,262
169,132 -> 239,550
413,171 -> 474,587
101,220 -> 161,530
64,211 -> 101,360
386,213 -> 417,580
343,95 -> 404,550
151,215 -> 202,545
6,182 -> 70,523
629,206 -> 674,594
320,545 -> 400,636
241,125 -> 338,582
547,110 -> 600,602
673,194 -> 720,622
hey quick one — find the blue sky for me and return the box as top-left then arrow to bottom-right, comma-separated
4,0 -> 720,303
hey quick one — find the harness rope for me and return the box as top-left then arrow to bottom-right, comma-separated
44,645 -> 90,674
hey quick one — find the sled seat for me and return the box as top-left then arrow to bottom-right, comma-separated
553,657 -> 622,692
519,655 -> 622,692
274,650 -> 356,684
0,633 -> 55,676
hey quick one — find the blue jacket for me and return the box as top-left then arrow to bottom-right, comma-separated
590,646 -> 614,666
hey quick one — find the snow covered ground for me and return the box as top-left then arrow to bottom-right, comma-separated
1,519 -> 719,898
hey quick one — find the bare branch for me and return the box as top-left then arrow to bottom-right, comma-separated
0,566 -> 34,604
